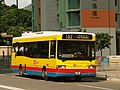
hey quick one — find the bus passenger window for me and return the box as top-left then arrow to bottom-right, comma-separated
40,41 -> 49,58
13,44 -> 20,56
12,46 -> 17,52
13,43 -> 25,56
16,46 -> 24,56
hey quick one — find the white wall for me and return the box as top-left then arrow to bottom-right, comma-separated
86,28 -> 116,56
0,46 -> 12,56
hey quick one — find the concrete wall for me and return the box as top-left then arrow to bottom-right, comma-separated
41,0 -> 58,31
81,0 -> 115,10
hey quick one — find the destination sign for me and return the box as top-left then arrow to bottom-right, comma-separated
62,34 -> 92,40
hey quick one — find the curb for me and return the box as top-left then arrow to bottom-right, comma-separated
96,75 -> 107,80
107,77 -> 120,81
95,76 -> 107,80
96,75 -> 120,81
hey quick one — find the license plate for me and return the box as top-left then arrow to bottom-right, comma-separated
75,72 -> 81,75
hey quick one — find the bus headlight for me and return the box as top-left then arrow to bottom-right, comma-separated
89,65 -> 96,69
57,65 -> 66,69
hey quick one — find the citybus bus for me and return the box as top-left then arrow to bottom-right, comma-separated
11,31 -> 97,80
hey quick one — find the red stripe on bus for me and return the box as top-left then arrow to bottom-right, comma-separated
11,65 -> 96,73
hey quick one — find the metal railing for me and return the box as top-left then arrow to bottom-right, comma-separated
96,61 -> 120,78
0,56 -> 11,70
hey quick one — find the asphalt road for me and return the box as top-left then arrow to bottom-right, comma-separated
0,73 -> 120,90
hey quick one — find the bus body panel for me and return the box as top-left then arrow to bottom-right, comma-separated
11,66 -> 96,77
11,56 -> 96,77
11,31 -> 96,78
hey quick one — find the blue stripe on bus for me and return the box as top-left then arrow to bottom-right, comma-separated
47,72 -> 96,77
11,68 -> 96,77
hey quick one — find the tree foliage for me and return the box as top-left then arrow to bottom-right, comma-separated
0,3 -> 32,37
96,32 -> 113,56
0,0 -> 4,4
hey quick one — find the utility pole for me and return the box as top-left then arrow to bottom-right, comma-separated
108,0 -> 111,55
16,0 -> 19,36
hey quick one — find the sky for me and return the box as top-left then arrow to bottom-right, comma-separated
4,0 -> 31,8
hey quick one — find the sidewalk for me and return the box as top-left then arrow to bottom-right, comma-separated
0,69 -> 13,74
107,77 -> 120,81
96,70 -> 120,81
96,61 -> 120,82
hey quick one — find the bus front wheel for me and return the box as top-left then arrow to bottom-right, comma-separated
19,64 -> 23,76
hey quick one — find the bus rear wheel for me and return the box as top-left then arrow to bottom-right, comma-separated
42,66 -> 48,81
42,70 -> 48,81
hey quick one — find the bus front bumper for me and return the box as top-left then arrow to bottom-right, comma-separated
47,69 -> 96,78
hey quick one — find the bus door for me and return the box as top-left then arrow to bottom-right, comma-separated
50,41 -> 56,58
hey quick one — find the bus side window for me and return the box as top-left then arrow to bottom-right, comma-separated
14,44 -> 25,56
12,46 -> 16,52
50,41 -> 56,58
13,44 -> 19,56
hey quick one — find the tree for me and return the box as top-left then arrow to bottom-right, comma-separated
7,26 -> 25,37
0,3 -> 32,37
11,4 -> 17,8
0,0 -> 4,4
0,34 -> 8,46
96,32 -> 113,56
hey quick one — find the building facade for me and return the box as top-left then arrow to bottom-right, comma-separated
32,0 -> 120,56
32,0 -> 58,31
58,0 -> 117,56
0,33 -> 13,58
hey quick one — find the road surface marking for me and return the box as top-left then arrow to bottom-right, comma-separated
110,81 -> 120,84
12,76 -> 30,80
0,74 -> 5,76
12,76 -> 23,78
59,83 -> 65,84
0,85 -> 26,90
78,84 -> 114,90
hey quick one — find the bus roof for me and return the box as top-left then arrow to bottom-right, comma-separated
13,31 -> 95,40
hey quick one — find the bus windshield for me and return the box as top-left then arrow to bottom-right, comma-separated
58,41 -> 95,60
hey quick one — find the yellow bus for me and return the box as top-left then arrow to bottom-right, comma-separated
11,31 -> 97,80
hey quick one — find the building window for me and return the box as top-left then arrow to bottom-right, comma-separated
92,11 -> 97,16
32,19 -> 34,27
38,8 -> 41,16
68,11 -> 80,26
92,3 -> 97,9
68,0 -> 80,9
38,24 -> 41,31
116,13 -> 120,28
115,13 -> 117,22
32,5 -> 34,17
115,0 -> 117,6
